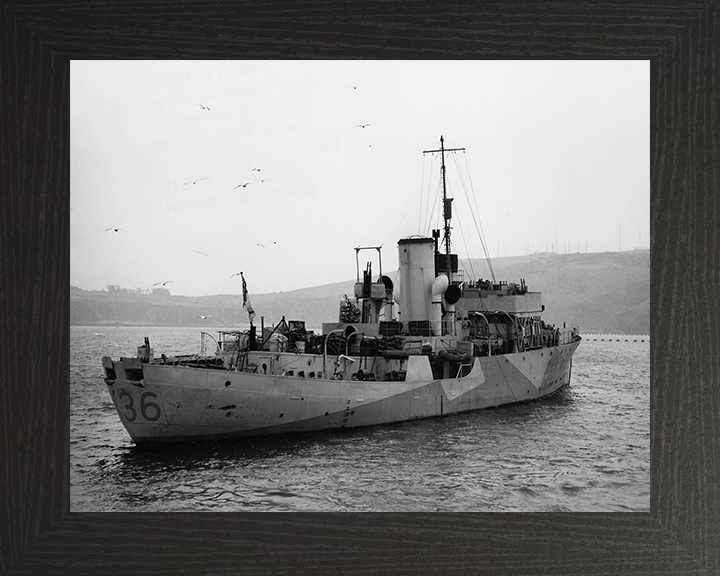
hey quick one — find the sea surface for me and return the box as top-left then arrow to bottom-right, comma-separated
71,326 -> 649,512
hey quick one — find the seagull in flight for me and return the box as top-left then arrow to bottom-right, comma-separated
198,314 -> 213,319
357,124 -> 370,128
105,228 -> 125,232
234,182 -> 252,189
153,280 -> 174,286
184,177 -> 208,185
191,250 -> 208,256
198,104 -> 211,111
348,85 -> 358,90
255,243 -> 265,248
251,168 -> 262,172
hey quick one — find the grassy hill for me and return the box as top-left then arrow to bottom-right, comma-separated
480,250 -> 649,334
71,249 -> 649,334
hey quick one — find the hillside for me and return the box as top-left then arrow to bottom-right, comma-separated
71,249 -> 650,334
481,250 -> 650,334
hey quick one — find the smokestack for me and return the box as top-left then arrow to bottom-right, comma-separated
397,237 -> 437,330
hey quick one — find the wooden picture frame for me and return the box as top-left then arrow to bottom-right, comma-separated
2,2 -> 717,574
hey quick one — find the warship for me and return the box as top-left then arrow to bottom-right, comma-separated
102,136 -> 581,443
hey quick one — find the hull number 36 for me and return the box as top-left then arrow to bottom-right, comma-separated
118,390 -> 162,422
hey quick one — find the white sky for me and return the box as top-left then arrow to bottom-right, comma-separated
71,60 -> 649,297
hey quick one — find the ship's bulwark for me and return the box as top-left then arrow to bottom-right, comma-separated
106,340 -> 579,443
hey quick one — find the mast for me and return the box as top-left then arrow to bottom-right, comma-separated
423,135 -> 464,279
441,136 -> 451,270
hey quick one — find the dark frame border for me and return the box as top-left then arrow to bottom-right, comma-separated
2,2 -> 718,574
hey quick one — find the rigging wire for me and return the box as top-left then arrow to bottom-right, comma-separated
422,154 -> 441,235
419,145 -> 495,285
447,154 -> 479,276
447,155 -> 480,281
395,154 -> 426,242
420,153 -> 430,233
428,181 -> 442,237
423,174 -> 442,236
457,152 -> 496,282
449,157 -> 477,281
449,235 -> 475,286
418,154 -> 426,234
446,177 -> 476,283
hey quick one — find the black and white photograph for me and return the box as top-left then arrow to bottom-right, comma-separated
70,60 -> 649,513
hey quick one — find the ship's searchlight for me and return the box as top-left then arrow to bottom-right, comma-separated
443,283 -> 461,305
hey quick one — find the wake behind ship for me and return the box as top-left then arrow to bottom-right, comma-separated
102,136 -> 581,444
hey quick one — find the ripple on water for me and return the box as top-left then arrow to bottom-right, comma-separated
71,327 -> 650,512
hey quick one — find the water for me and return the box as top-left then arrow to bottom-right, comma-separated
71,326 -> 649,512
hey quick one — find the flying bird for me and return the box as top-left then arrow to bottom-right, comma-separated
198,104 -> 210,110
348,85 -> 358,90
198,315 -> 213,319
105,227 -> 125,232
255,243 -> 265,248
191,250 -> 208,256
153,280 -> 174,286
357,124 -> 370,128
184,177 -> 208,185
234,182 -> 252,189
251,168 -> 262,172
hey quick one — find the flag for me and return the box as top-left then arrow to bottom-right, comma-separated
240,272 -> 256,323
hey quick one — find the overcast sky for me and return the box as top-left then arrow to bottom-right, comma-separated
71,60 -> 649,297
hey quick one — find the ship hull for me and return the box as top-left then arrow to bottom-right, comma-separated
104,339 -> 580,444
